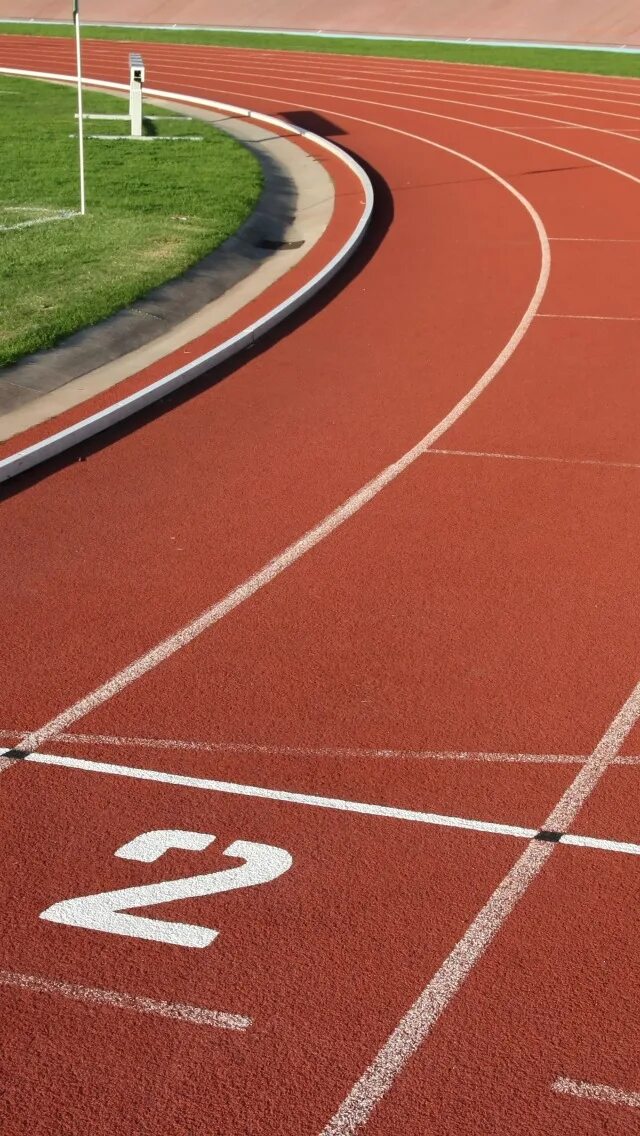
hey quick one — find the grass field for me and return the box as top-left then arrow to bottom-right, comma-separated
1,21 -> 639,79
0,75 -> 262,368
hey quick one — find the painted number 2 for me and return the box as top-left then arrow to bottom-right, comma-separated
40,829 -> 293,949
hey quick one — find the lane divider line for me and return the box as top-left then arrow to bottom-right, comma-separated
0,66 -> 374,485
2,726 -> 640,766
2,748 -> 640,859
428,448 -> 640,471
0,968 -> 251,1031
552,1076 -> 640,1109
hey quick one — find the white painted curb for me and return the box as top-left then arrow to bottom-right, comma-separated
0,66 -> 374,484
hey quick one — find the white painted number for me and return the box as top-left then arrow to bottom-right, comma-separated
40,829 -> 293,948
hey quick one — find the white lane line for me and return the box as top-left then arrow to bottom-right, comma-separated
0,729 -> 591,763
141,62 -> 640,151
3,747 -> 640,858
428,448 -> 640,472
140,57 -> 640,130
551,237 -> 640,242
7,124 -> 550,757
3,728 -> 640,765
318,676 -> 640,1135
561,833 -> 640,856
538,313 -> 640,321
552,1076 -> 640,1108
179,73 -> 640,197
0,968 -> 250,1030
9,750 -> 539,841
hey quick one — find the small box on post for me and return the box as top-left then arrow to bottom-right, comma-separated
128,53 -> 145,137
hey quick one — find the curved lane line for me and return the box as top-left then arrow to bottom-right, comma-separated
145,64 -> 640,150
5,90 -> 550,755
0,67 -> 373,484
141,56 -> 640,124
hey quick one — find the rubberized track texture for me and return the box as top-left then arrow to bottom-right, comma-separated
1,33 -> 640,1136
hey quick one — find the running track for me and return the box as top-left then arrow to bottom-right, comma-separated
1,35 -> 640,1135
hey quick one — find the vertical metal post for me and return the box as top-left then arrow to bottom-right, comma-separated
73,0 -> 86,214
128,55 -> 145,138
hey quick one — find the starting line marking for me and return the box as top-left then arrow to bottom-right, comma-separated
4,749 -> 640,859
0,968 -> 250,1031
552,1076 -> 640,1109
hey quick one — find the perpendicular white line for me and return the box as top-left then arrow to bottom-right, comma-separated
6,110 -> 549,755
16,750 -> 538,841
318,677 -> 640,1135
0,968 -> 251,1031
552,1076 -> 640,1108
538,313 -> 640,321
5,748 -> 640,859
428,448 -> 640,472
0,728 -> 593,764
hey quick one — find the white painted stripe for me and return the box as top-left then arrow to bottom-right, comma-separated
538,313 -> 640,321
3,747 -> 640,858
14,750 -> 539,841
552,1076 -> 640,1108
0,728 -> 592,764
80,134 -> 204,141
3,730 -> 640,767
545,679 -> 640,831
318,676 -> 640,1135
76,112 -> 130,119
0,211 -> 78,232
561,833 -> 640,856
428,448 -> 640,472
2,89 -> 549,752
0,968 -> 250,1030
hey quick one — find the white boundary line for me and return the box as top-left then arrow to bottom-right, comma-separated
0,209 -> 79,232
0,968 -> 250,1030
3,747 -> 640,859
1,86 -> 550,756
428,448 -> 640,471
552,1076 -> 640,1108
141,56 -> 640,133
0,66 -> 373,484
2,726 -> 640,765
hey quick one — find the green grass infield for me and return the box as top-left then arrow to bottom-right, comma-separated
1,21 -> 639,79
0,75 -> 263,368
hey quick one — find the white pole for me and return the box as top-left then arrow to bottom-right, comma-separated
73,0 -> 86,215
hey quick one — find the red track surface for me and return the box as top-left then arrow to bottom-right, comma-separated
2,35 -> 640,1136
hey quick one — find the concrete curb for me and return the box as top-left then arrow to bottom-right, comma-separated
0,66 -> 374,485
